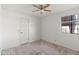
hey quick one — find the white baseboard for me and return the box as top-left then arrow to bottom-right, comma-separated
41,39 -> 79,52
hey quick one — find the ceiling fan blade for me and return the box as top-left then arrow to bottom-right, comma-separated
44,9 -> 51,12
33,5 -> 40,9
32,10 -> 40,12
43,4 -> 50,9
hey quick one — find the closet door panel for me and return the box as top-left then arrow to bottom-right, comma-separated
19,17 -> 28,44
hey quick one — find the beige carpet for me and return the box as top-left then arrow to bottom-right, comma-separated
1,40 -> 79,55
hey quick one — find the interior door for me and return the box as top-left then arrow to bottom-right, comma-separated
19,16 -> 29,44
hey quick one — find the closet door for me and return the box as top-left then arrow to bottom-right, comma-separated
19,16 -> 28,44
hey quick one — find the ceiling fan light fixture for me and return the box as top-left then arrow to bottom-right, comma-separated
32,4 -> 52,14
41,10 -> 44,12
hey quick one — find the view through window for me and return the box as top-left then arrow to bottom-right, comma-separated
61,15 -> 79,34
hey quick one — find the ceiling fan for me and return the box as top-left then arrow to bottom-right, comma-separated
32,4 -> 51,14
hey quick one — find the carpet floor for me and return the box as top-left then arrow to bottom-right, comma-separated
1,40 -> 79,55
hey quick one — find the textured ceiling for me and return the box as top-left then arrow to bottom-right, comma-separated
2,4 -> 79,17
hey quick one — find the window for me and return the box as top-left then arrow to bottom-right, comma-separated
61,15 -> 79,34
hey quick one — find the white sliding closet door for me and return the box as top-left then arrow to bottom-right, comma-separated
19,16 -> 29,44
19,16 -> 40,43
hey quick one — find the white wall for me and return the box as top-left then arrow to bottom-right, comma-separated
41,7 -> 79,51
29,17 -> 41,42
0,4 -> 2,54
2,6 -> 41,49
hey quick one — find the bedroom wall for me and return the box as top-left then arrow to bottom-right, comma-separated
41,7 -> 79,51
2,5 -> 41,49
0,5 -> 2,54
